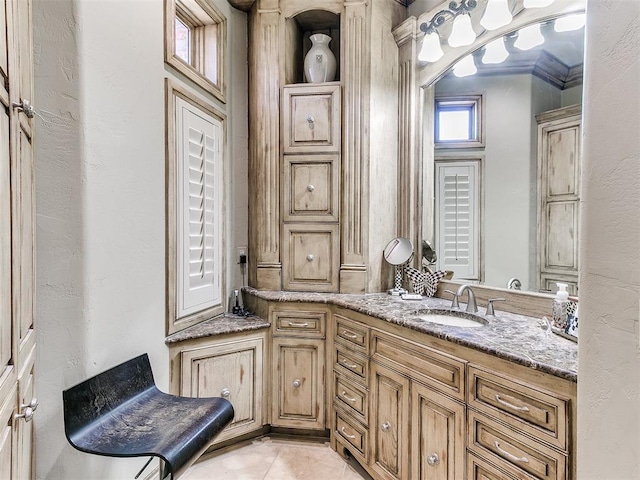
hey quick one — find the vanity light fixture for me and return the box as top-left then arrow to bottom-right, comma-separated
482,37 -> 509,64
448,13 -> 477,47
480,0 -> 513,31
523,0 -> 555,8
419,0 -> 478,62
514,23 -> 545,50
453,55 -> 478,77
419,31 -> 445,62
554,13 -> 586,32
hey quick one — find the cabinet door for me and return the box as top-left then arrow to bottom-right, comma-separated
282,223 -> 339,292
282,84 -> 341,153
181,335 -> 264,443
272,337 -> 325,429
283,154 -> 340,222
369,362 -> 409,480
411,382 -> 465,480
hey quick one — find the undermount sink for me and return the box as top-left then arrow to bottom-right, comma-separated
417,312 -> 488,328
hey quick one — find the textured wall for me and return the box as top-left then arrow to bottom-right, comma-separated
34,0 -> 168,478
578,1 -> 640,478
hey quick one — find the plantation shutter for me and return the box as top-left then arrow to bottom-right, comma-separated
435,161 -> 479,280
176,97 -> 223,318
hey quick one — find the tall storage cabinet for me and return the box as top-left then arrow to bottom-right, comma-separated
282,84 -> 341,292
536,105 -> 582,294
248,0 -> 405,293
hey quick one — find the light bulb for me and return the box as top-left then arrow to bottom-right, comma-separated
453,55 -> 477,77
419,31 -> 445,62
480,0 -> 513,31
554,14 -> 586,32
523,0 -> 555,8
482,37 -> 509,64
514,23 -> 545,50
448,14 -> 477,48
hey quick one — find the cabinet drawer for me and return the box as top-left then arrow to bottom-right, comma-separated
371,330 -> 466,401
283,84 -> 341,153
283,154 -> 339,223
334,373 -> 368,424
468,411 -> 567,480
334,344 -> 368,384
468,365 -> 569,451
467,452 -> 536,480
272,308 -> 326,338
282,223 -> 339,292
334,404 -> 368,458
334,314 -> 369,354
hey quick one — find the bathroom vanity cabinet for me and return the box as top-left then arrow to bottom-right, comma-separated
169,330 -> 267,445
270,304 -> 328,430
169,293 -> 577,479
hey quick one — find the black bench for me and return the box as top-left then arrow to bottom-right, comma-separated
62,353 -> 234,479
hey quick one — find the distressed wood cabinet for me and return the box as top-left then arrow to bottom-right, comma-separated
270,304 -> 328,430
176,332 -> 266,445
248,0 -> 404,293
536,105 -> 582,295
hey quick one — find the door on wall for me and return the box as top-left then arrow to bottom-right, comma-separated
1,0 -> 36,477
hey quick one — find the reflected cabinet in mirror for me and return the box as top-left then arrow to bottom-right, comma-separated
412,4 -> 585,296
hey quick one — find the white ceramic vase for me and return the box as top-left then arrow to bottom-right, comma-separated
304,34 -> 337,83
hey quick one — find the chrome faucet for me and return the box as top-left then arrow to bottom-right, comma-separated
456,284 -> 478,313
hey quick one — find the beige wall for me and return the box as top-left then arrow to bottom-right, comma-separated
578,1 -> 640,478
33,0 -> 248,478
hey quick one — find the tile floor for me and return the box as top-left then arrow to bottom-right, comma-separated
181,436 -> 370,480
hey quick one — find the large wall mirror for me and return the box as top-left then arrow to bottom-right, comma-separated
416,2 -> 585,296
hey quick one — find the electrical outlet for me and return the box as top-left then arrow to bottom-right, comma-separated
237,246 -> 247,262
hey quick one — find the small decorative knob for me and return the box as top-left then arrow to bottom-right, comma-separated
292,379 -> 302,388
14,407 -> 35,423
306,254 -> 314,262
12,99 -> 36,119
427,453 -> 439,466
306,184 -> 315,192
22,398 -> 38,412
380,422 -> 391,432
307,115 -> 315,124
221,388 -> 230,398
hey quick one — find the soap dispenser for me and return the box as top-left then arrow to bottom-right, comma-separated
552,283 -> 569,330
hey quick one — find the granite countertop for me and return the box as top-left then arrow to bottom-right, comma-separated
165,312 -> 270,344
244,287 -> 578,382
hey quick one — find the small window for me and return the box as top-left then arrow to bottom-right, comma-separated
435,95 -> 484,148
165,0 -> 226,103
174,16 -> 191,63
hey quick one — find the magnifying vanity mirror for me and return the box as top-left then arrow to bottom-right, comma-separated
383,237 -> 413,295
420,11 -> 585,296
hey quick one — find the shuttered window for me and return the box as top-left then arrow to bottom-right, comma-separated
435,161 -> 480,280
176,96 -> 224,318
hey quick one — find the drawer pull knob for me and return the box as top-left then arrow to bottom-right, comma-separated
380,422 -> 391,432
307,115 -> 315,124
341,330 -> 358,339
306,254 -> 314,262
340,391 -> 357,403
288,321 -> 309,328
340,426 -> 356,439
427,453 -> 440,466
221,388 -> 230,398
340,359 -> 358,370
495,394 -> 530,413
494,440 -> 529,464
292,379 -> 302,388
307,184 -> 315,192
